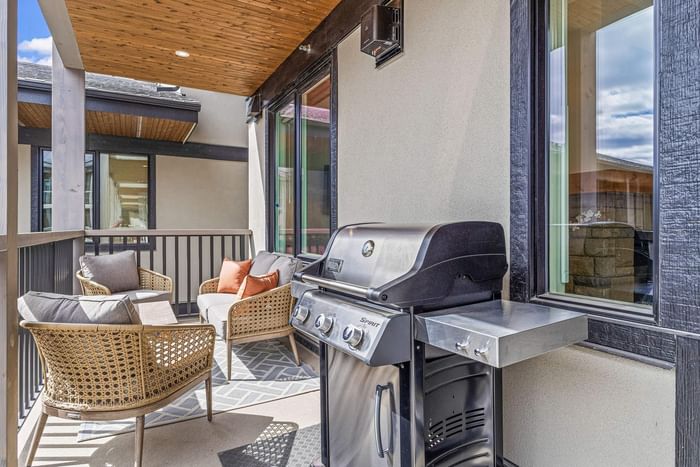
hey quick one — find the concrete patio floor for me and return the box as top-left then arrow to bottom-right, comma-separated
19,341 -> 320,467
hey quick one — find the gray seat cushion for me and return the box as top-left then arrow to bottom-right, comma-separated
206,303 -> 233,337
250,251 -> 301,286
121,289 -> 171,304
79,251 -> 140,293
18,291 -> 141,325
197,293 -> 239,321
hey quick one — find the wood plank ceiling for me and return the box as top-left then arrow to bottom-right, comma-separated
63,0 -> 343,96
18,103 -> 195,142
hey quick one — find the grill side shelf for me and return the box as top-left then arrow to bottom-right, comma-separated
414,300 -> 588,368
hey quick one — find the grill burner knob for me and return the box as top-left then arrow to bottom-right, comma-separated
314,314 -> 334,334
342,325 -> 364,348
293,305 -> 310,323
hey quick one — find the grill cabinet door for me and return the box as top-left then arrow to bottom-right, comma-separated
327,348 -> 402,467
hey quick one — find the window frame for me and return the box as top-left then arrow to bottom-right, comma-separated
266,53 -> 338,260
531,0 -> 661,323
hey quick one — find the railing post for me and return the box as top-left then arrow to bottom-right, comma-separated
0,0 -> 19,464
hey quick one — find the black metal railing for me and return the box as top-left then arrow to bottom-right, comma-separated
16,231 -> 82,425
85,229 -> 254,316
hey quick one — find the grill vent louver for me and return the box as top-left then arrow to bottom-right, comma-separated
427,408 -> 486,449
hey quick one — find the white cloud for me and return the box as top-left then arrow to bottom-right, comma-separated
18,36 -> 52,54
17,36 -> 52,66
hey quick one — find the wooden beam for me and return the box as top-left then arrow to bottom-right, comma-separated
18,127 -> 248,162
51,43 -> 85,230
0,0 -> 18,464
37,0 -> 83,69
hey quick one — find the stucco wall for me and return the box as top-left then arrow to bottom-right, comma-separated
248,116 -> 267,253
182,87 -> 248,148
504,345 -> 674,466
155,155 -> 248,229
332,1 -> 675,466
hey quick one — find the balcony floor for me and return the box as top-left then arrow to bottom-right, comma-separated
20,340 -> 321,467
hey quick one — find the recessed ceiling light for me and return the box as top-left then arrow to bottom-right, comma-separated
175,50 -> 190,58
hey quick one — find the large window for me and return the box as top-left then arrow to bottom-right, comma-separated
37,148 -> 152,231
547,0 -> 655,310
270,66 -> 334,257
39,149 -> 94,231
99,153 -> 150,229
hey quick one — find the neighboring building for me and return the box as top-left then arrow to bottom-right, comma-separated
17,62 -> 249,233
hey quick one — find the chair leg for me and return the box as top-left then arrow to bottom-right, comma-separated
205,373 -> 213,422
289,333 -> 301,366
134,415 -> 145,467
227,339 -> 233,380
26,411 -> 48,466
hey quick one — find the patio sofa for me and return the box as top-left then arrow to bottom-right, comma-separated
18,291 -> 216,467
76,250 -> 173,304
197,252 -> 302,379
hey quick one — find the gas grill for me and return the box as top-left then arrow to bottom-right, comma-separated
291,222 -> 588,467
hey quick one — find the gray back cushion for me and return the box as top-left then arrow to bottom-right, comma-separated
270,255 -> 301,285
249,251 -> 301,286
249,251 -> 278,276
80,251 -> 140,293
18,292 -> 141,325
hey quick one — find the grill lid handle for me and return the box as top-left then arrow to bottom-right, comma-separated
297,273 -> 370,299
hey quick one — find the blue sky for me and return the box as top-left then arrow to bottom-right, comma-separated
18,0 -> 52,65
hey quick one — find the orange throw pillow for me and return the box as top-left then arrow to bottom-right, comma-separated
217,258 -> 252,294
237,271 -> 279,299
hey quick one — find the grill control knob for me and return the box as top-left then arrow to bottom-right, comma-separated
342,325 -> 364,348
293,305 -> 310,323
314,314 -> 334,334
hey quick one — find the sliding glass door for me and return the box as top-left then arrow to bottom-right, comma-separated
270,62 -> 335,257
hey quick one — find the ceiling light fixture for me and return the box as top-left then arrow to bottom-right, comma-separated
175,50 -> 190,58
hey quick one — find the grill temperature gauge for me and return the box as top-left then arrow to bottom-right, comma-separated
342,325 -> 364,348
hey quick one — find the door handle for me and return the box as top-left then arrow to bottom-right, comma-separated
374,383 -> 394,458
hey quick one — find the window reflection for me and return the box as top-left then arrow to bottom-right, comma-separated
548,0 -> 654,306
274,101 -> 296,254
99,153 -> 149,229
300,75 -> 332,255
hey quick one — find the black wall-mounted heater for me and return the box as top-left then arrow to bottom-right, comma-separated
360,5 -> 400,58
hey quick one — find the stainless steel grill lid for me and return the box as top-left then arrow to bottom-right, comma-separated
295,221 -> 508,309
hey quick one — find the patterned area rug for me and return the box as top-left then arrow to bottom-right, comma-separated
77,339 -> 320,442
218,423 -> 321,467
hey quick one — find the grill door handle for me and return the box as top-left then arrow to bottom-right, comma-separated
374,383 -> 394,458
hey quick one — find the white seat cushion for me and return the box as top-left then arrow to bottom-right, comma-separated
121,289 -> 172,304
197,293 -> 239,321
206,303 -> 235,337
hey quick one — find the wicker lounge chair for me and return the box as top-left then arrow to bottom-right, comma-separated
76,251 -> 173,304
77,266 -> 173,300
197,252 -> 302,380
22,321 -> 216,467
